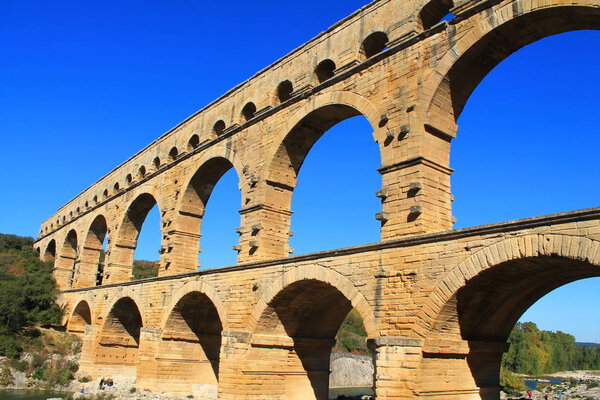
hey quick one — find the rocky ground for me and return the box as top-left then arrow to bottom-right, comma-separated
501,370 -> 600,400
4,354 -> 599,400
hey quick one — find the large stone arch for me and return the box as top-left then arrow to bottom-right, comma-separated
423,234 -> 600,331
101,287 -> 147,326
107,191 -> 164,283
241,265 -> 376,400
54,229 -> 79,290
425,0 -> 600,127
95,292 -> 145,376
417,234 -> 600,400
159,279 -> 228,330
265,90 -> 387,190
142,280 -> 227,394
76,214 -> 109,288
251,265 -> 376,338
250,91 -> 388,262
168,148 -> 245,274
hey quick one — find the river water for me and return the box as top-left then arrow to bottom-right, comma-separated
0,390 -> 69,400
525,378 -> 563,390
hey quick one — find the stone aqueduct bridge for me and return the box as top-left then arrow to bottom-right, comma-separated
34,0 -> 599,398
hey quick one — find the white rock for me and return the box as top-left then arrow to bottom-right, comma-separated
193,383 -> 218,400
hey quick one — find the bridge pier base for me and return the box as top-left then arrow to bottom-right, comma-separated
368,336 -> 423,400
78,324 -> 98,378
136,327 -> 163,392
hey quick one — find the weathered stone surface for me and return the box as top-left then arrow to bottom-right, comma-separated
32,0 -> 600,398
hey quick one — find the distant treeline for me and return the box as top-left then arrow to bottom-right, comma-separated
503,322 -> 600,375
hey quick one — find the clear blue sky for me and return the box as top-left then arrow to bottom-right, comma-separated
0,1 -> 598,342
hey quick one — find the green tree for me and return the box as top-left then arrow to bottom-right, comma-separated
0,233 -> 63,357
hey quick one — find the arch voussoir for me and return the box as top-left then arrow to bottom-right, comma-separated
425,234 -> 600,333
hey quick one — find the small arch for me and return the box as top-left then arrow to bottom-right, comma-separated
188,134 -> 200,151
153,156 -> 161,170
56,229 -> 78,289
62,216 -> 66,224
110,193 -> 162,282
93,195 -> 98,204
137,165 -> 146,180
77,214 -> 109,288
315,59 -> 336,83
96,297 -> 143,368
113,182 -> 120,194
126,173 -> 133,185
361,31 -> 389,59
176,155 -> 241,271
103,189 -> 109,199
241,102 -> 257,121
277,80 -> 294,103
213,120 -> 226,136
76,207 -> 81,214
417,0 -> 454,31
168,146 -> 179,162
67,300 -> 92,335
43,239 -> 56,262
85,201 -> 89,209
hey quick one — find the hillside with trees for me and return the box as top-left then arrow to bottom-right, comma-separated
502,321 -> 600,375
0,233 -> 80,389
0,234 -> 62,355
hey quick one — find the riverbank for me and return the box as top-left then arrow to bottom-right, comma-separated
502,370 -> 600,399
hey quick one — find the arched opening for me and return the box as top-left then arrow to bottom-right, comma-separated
77,215 -> 108,288
422,256 -> 600,398
434,18 -> 600,227
67,300 -> 92,336
360,31 -> 389,59
248,280 -> 373,400
156,292 -> 223,394
315,59 -> 336,83
168,146 -> 179,162
270,106 -> 381,255
113,182 -> 120,194
103,189 -> 109,199
176,157 -> 240,271
109,193 -> 161,283
96,297 -> 143,375
213,120 -> 226,137
55,230 -> 78,289
188,134 -> 200,151
43,239 -> 56,263
153,156 -> 161,171
241,102 -> 257,121
277,80 -> 294,103
137,165 -> 146,180
417,0 -> 454,31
